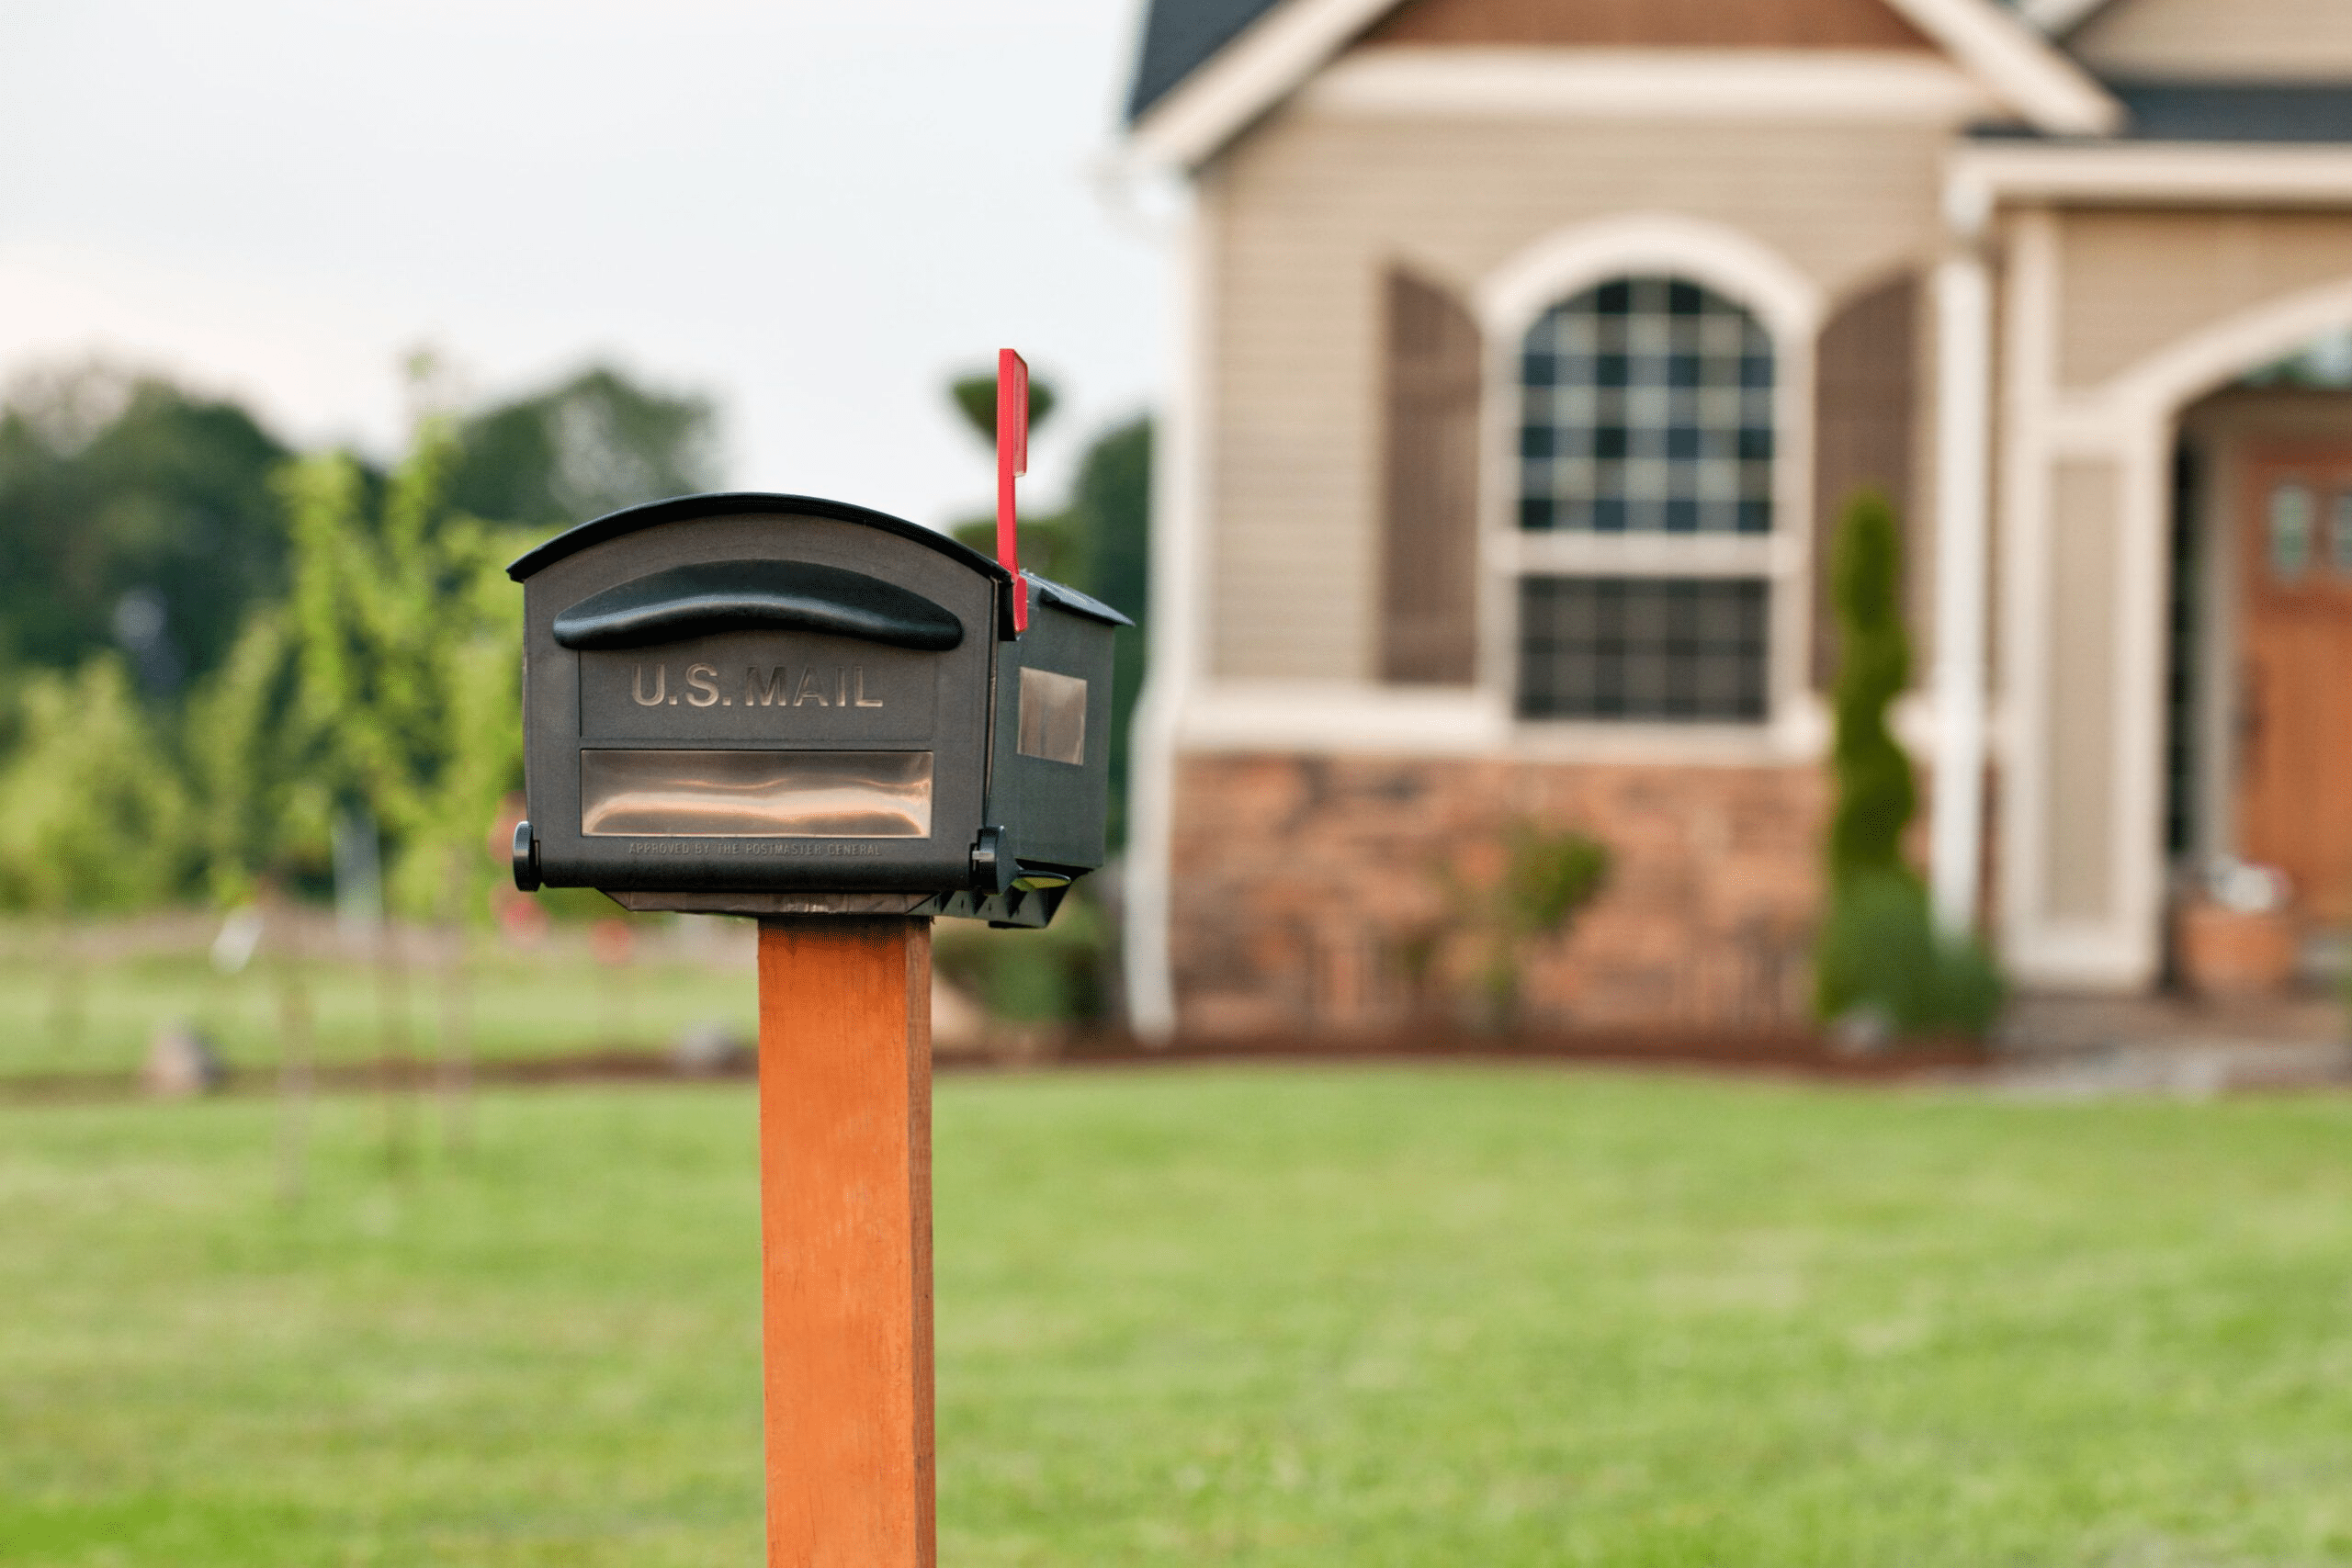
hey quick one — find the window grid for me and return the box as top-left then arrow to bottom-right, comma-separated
1518,276 -> 1775,536
1518,575 -> 1771,723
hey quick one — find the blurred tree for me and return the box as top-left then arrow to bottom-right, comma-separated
278,423 -> 529,921
0,654 -> 191,912
948,368 -> 1057,446
278,423 -> 532,1161
446,366 -> 719,533
181,610 -> 337,906
0,363 -> 291,693
1066,418 -> 1150,843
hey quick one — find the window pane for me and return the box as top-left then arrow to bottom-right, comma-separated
1518,577 -> 1771,723
2270,481 -> 2313,580
1519,276 -> 1774,536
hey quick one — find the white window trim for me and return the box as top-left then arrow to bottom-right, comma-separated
1474,214 -> 1826,758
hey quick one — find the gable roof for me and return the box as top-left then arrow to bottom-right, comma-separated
1126,0 -> 2122,164
2001,81 -> 2352,143
1129,0 -> 1282,120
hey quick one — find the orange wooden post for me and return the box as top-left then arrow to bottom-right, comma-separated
756,916 -> 936,1568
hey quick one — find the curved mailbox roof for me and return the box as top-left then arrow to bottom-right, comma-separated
505,491 -> 1015,585
508,489 -> 1134,630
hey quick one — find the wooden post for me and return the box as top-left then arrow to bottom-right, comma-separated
756,916 -> 936,1568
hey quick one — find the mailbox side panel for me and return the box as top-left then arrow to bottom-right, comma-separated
988,598 -> 1115,874
522,511 -> 998,894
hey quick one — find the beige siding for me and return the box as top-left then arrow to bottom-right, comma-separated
2070,0 -> 2352,81
2056,209 -> 2352,394
1204,108 -> 1948,680
2044,459 -> 2120,922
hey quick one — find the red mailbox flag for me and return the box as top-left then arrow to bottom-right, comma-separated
997,347 -> 1029,632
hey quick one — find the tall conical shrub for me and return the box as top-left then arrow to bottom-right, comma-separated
1826,489 -> 1914,888
1814,490 -> 2003,1037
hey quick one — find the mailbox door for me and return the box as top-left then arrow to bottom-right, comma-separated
523,509 -> 1000,893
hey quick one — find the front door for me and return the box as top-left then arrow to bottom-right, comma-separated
2237,446 -> 2352,921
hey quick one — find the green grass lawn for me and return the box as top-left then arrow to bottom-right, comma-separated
5,1068 -> 2352,1564
0,938 -> 755,1079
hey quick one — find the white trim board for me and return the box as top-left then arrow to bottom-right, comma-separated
1953,144 -> 2352,209
1297,49 -> 1999,124
1171,681 -> 1835,763
2013,0 -> 2122,35
1119,180 -> 1217,1043
1128,0 -> 2120,167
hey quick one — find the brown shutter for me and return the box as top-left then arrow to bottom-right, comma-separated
1811,271 -> 1921,688
1380,268 -> 1483,685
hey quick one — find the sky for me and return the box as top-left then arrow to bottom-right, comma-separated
0,0 -> 1169,529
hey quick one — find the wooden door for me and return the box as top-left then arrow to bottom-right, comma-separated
2236,446 -> 2352,922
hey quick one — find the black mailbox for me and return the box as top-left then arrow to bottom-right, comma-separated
505,492 -> 1126,927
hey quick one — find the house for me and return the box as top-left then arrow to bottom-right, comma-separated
1115,0 -> 2352,1038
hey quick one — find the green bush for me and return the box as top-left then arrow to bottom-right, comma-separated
1815,871 -> 2004,1040
932,892 -> 1108,1030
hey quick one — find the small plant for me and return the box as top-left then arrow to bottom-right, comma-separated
1815,491 -> 2003,1041
1415,822 -> 1610,1032
931,891 -> 1108,1039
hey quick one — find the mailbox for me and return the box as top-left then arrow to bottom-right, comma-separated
506,491 -> 1126,927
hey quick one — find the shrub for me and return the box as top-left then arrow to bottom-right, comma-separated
1815,871 -> 2004,1041
1815,491 -> 2004,1041
1826,491 -> 1915,888
932,892 -> 1108,1031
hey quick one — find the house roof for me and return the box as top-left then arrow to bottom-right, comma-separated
2105,83 -> 2352,144
1966,82 -> 2352,145
1125,0 -> 2120,163
1128,0 -> 1279,121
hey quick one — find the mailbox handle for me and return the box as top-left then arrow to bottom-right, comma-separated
551,560 -> 964,651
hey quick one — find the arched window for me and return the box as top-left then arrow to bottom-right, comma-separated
1515,274 -> 1777,723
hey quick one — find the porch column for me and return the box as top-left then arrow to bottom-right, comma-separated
1929,248 -> 1994,936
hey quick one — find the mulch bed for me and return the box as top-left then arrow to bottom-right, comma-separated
1053,1027 -> 1988,1080
0,1030 -> 1987,1106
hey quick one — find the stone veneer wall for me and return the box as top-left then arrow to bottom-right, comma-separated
1169,753 -> 1829,1037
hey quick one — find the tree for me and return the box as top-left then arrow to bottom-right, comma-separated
0,656 -> 189,913
278,423 -> 528,920
445,365 -> 718,533
1064,418 -> 1149,843
183,610 -> 336,907
0,363 -> 292,691
948,369 -> 1057,446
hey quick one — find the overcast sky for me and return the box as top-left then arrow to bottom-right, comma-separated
0,0 -> 1167,529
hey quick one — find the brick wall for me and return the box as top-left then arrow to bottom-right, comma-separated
1169,752 -> 1828,1037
